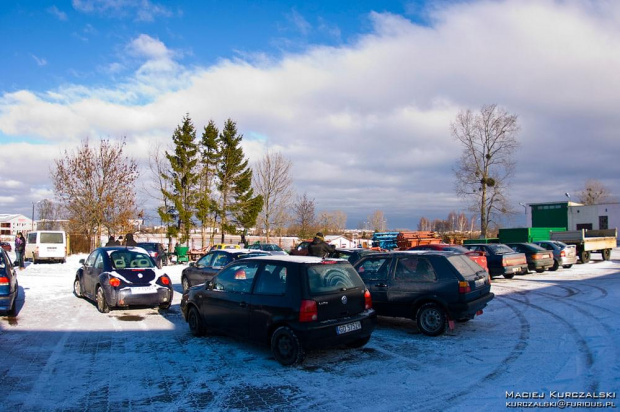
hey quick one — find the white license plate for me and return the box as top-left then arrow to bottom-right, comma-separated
130,286 -> 157,294
512,267 -> 520,273
337,321 -> 361,335
474,279 -> 485,288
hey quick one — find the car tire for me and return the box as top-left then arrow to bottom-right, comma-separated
182,277 -> 190,293
187,306 -> 205,337
271,326 -> 305,366
550,260 -> 559,271
73,277 -> 83,298
346,336 -> 371,348
416,303 -> 447,337
159,301 -> 171,310
503,273 -> 514,279
535,268 -> 545,273
96,286 -> 110,313
563,264 -> 573,269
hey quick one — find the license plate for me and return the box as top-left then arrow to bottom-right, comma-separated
337,321 -> 361,335
512,267 -> 520,273
474,278 -> 485,288
130,286 -> 157,294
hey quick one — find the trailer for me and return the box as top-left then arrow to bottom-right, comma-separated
549,229 -> 617,263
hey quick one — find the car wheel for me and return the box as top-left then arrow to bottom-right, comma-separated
416,303 -> 447,337
550,260 -> 559,271
503,273 -> 514,279
535,268 -> 545,273
182,277 -> 190,293
346,336 -> 371,348
271,326 -> 305,366
159,301 -> 171,310
73,277 -> 83,298
563,264 -> 573,269
187,306 -> 205,337
96,286 -> 110,313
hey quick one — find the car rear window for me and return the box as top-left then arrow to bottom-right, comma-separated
306,263 -> 365,294
447,254 -> 486,280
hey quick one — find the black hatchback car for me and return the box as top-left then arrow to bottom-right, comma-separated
353,251 -> 494,336
0,248 -> 18,315
181,255 -> 376,365
73,246 -> 174,313
181,249 -> 269,292
137,242 -> 168,268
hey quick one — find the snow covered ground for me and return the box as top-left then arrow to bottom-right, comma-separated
1,249 -> 619,411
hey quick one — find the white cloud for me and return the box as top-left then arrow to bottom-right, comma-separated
47,6 -> 68,21
2,0 -> 620,227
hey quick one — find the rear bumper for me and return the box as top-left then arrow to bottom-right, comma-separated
0,293 -> 16,312
448,292 -> 495,320
113,287 -> 173,308
490,264 -> 528,277
293,309 -> 377,349
559,256 -> 578,266
529,258 -> 554,270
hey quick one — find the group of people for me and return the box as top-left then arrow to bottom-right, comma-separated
105,233 -> 138,247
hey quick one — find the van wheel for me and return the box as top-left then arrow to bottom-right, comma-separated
416,303 -> 447,336
271,326 -> 305,366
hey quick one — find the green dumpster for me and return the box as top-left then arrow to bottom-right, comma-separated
175,245 -> 189,264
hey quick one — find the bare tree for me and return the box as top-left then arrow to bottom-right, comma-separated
52,138 -> 139,249
36,199 -> 65,230
452,104 -> 520,238
368,210 -> 387,232
576,179 -> 615,205
317,210 -> 347,234
456,212 -> 469,232
418,217 -> 431,231
253,152 -> 295,241
292,193 -> 316,240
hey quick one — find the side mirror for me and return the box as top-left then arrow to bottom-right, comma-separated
189,262 -> 195,267
206,280 -> 214,290
79,259 -> 85,265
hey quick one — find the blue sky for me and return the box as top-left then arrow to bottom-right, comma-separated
1,0 -> 620,230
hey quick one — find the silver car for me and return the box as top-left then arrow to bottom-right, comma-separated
533,240 -> 577,270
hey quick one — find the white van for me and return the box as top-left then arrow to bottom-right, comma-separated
25,230 -> 67,264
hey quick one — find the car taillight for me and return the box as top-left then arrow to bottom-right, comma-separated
560,250 -> 565,257
0,276 -> 9,286
364,289 -> 372,310
501,257 -> 507,267
109,277 -> 121,287
458,281 -> 471,294
160,275 -> 171,285
299,299 -> 317,322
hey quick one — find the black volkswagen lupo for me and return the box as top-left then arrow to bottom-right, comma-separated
181,255 -> 376,365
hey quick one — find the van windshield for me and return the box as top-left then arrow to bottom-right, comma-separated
40,233 -> 64,243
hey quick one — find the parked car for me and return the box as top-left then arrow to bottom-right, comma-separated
409,244 -> 488,272
137,242 -> 168,268
73,246 -> 174,313
533,240 -> 578,270
289,240 -> 312,256
461,243 -> 528,279
210,243 -> 241,250
329,248 -> 381,265
353,251 -> 494,336
247,243 -> 288,255
181,249 -> 270,292
181,255 -> 376,365
0,248 -> 18,315
504,243 -> 554,273
0,241 -> 12,253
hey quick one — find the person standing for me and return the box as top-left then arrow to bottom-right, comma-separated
14,232 -> 26,269
307,232 -> 335,258
124,233 -> 138,246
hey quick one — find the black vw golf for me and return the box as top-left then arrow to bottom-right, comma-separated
181,255 -> 376,365
73,246 -> 174,313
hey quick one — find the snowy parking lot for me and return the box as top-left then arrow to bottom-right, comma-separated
1,250 -> 619,411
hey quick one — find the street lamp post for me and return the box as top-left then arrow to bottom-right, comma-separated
519,202 -> 527,214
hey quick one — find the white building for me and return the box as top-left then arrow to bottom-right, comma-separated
0,214 -> 34,239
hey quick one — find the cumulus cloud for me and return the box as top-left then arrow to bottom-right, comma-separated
2,0 -> 620,227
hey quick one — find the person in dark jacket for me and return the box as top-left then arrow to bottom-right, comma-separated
14,232 -> 26,269
307,232 -> 335,258
124,233 -> 138,246
105,236 -> 120,246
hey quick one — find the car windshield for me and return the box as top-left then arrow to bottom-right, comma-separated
306,262 -> 365,294
109,250 -> 155,269
139,243 -> 157,251
447,255 -> 485,280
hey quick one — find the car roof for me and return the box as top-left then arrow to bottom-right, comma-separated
242,255 -> 349,264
